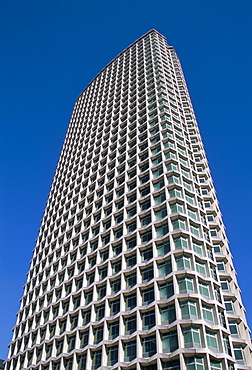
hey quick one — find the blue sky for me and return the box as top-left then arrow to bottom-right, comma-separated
1,0 -> 252,360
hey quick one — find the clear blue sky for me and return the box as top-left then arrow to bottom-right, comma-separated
1,0 -> 252,360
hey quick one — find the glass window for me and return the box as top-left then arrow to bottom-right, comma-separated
161,304 -> 176,324
162,331 -> 178,353
229,321 -> 239,337
141,248 -> 153,262
210,360 -> 222,370
93,325 -> 103,344
125,294 -> 136,311
181,300 -> 197,319
159,260 -> 172,276
176,255 -> 190,270
107,345 -> 118,366
141,214 -> 151,226
141,230 -> 152,243
80,331 -> 89,348
160,281 -> 174,299
126,273 -> 136,288
185,356 -> 203,370
178,277 -> 194,293
142,310 -> 155,330
109,320 -> 119,339
172,218 -> 185,230
142,266 -> 154,282
92,349 -> 102,369
155,207 -> 167,220
154,192 -> 166,205
206,331 -> 218,352
224,299 -> 234,313
233,345 -> 245,365
110,300 -> 120,316
174,236 -> 188,249
195,261 -> 206,276
199,282 -> 210,297
125,315 -> 136,334
156,223 -> 169,237
183,327 -> 201,348
124,341 -> 136,362
153,178 -> 164,190
142,288 -> 154,305
202,305 -> 214,323
193,242 -> 203,255
142,336 -> 156,357
157,240 -> 170,255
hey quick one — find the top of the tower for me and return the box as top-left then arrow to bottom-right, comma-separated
76,29 -> 169,101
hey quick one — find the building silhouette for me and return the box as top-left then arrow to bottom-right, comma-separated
5,29 -> 252,370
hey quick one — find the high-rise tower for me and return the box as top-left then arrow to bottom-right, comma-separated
5,30 -> 252,370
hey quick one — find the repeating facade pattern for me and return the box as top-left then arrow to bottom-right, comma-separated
5,29 -> 252,370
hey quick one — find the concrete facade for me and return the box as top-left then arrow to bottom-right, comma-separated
5,30 -> 252,370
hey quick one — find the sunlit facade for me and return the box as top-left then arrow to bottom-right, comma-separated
5,29 -> 252,370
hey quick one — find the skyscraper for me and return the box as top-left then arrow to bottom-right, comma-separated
5,29 -> 252,370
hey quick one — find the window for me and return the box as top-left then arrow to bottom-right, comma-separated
185,356 -> 203,370
202,305 -> 214,323
125,294 -> 136,311
125,315 -> 136,334
181,300 -> 197,319
160,281 -> 174,299
141,248 -> 153,262
172,218 -> 185,230
110,300 -> 120,316
195,261 -> 206,276
153,178 -> 164,190
206,331 -> 218,352
161,304 -> 176,324
77,354 -> 87,370
193,242 -> 203,255
142,336 -> 156,358
156,223 -> 169,237
93,326 -> 103,344
141,230 -> 152,243
126,273 -> 136,288
162,359 -> 180,370
199,282 -> 210,298
210,360 -> 222,370
141,214 -> 151,226
178,277 -> 194,293
224,299 -> 234,313
92,349 -> 102,369
142,310 -> 155,330
97,284 -> 106,300
128,207 -> 136,218
176,255 -> 190,270
229,321 -> 239,337
183,327 -> 201,348
67,335 -> 76,352
162,331 -> 178,353
155,207 -> 167,220
142,266 -> 154,282
171,203 -> 183,214
127,221 -> 136,233
124,341 -> 136,362
109,321 -> 119,339
142,288 -> 154,305
112,260 -> 121,275
96,305 -> 105,321
157,240 -> 170,255
233,345 -> 245,365
80,331 -> 89,348
107,345 -> 118,366
154,192 -> 166,205
159,260 -> 172,276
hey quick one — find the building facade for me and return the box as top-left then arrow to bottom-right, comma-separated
5,30 -> 252,370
